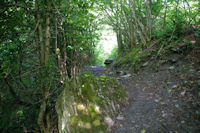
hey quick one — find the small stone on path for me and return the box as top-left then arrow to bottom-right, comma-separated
169,66 -> 175,70
154,99 -> 159,103
104,116 -> 114,127
172,84 -> 178,89
121,73 -> 131,78
116,115 -> 124,120
142,62 -> 149,67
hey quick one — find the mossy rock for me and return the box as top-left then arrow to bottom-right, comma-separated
56,72 -> 128,133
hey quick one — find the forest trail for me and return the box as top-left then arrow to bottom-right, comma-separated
110,71 -> 199,133
90,52 -> 200,133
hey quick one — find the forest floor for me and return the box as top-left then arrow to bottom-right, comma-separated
90,47 -> 200,133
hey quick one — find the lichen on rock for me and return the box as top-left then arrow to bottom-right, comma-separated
56,72 -> 128,133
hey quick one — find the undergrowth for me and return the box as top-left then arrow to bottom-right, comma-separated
113,31 -> 199,73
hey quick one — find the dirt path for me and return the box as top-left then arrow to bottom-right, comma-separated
90,56 -> 200,133
87,35 -> 200,133
110,70 -> 199,133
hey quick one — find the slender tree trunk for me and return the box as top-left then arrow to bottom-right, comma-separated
44,0 -> 51,65
37,11 -> 44,66
55,17 -> 65,82
36,0 -> 52,133
36,2 -> 46,131
117,29 -> 123,54
130,23 -> 135,48
162,0 -> 168,29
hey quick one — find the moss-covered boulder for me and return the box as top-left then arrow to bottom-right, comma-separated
56,72 -> 128,133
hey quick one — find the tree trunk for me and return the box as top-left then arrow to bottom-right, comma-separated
44,0 -> 51,65
37,10 -> 44,66
117,29 -> 123,54
36,0 -> 52,133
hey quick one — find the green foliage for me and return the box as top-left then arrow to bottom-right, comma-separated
153,1 -> 199,40
0,0 -> 101,131
0,101 -> 39,133
108,45 -> 118,59
115,48 -> 141,67
93,44 -> 106,65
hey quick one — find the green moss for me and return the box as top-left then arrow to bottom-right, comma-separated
56,72 -> 128,133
